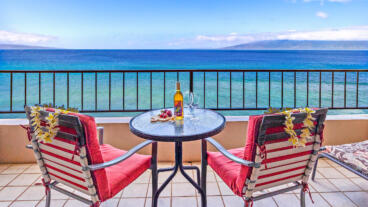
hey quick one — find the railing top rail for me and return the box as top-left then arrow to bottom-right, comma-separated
1,69 -> 368,73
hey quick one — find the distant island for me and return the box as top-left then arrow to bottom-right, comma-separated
2,41 -> 368,50
223,40 -> 368,50
0,44 -> 55,49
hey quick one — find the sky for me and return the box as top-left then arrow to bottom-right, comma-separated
0,0 -> 367,49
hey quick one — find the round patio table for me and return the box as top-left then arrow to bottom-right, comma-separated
129,108 -> 226,207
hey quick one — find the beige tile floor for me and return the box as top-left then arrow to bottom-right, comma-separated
0,158 -> 367,207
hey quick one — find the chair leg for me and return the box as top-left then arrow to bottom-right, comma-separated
300,188 -> 306,207
90,202 -> 100,207
151,142 -> 158,204
45,190 -> 51,207
201,139 -> 207,196
311,154 -> 320,181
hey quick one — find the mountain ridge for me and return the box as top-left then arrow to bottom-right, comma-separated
223,40 -> 368,50
0,44 -> 56,49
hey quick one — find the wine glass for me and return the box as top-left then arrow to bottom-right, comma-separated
188,92 -> 200,120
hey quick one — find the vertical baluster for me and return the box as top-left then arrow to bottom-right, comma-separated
356,72 -> 359,108
229,72 -> 231,108
81,72 -> 84,111
268,72 -> 271,107
109,72 -> 111,111
204,72 -> 206,108
319,71 -> 322,108
53,72 -> 55,106
123,72 -> 125,111
10,72 -> 13,112
190,71 -> 193,93
163,72 -> 166,108
256,72 -> 258,108
67,73 -> 70,108
281,72 -> 283,109
331,72 -> 334,108
136,72 -> 138,110
95,72 -> 97,111
344,72 -> 347,108
24,73 -> 27,107
39,72 -> 41,104
150,72 -> 153,110
217,72 -> 219,109
243,72 -> 245,109
294,71 -> 296,108
307,72 -> 309,107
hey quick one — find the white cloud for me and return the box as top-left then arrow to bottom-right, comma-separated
277,26 -> 368,40
0,30 -> 56,45
194,26 -> 368,46
303,0 -> 351,5
316,11 -> 328,18
328,0 -> 351,2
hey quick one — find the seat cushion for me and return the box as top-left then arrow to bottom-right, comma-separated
100,144 -> 152,199
326,140 -> 368,175
207,148 -> 248,196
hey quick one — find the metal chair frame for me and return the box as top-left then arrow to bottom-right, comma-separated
201,108 -> 328,207
25,107 -> 157,207
201,138 -> 307,207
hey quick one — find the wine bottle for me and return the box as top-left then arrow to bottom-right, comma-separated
174,81 -> 184,120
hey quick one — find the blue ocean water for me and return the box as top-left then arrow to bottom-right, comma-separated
1,50 -> 368,70
0,50 -> 368,118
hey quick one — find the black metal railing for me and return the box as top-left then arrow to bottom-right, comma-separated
0,69 -> 367,114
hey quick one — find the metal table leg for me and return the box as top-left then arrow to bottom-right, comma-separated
153,141 -> 207,207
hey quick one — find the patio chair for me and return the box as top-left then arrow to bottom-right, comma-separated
23,106 -> 158,207
311,140 -> 368,181
201,108 -> 327,207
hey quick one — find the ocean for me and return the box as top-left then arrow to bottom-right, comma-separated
1,50 -> 368,118
1,50 -> 368,70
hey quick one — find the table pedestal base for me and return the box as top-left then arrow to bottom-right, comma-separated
152,141 -> 207,207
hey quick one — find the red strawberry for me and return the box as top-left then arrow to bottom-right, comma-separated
163,114 -> 168,118
167,110 -> 172,117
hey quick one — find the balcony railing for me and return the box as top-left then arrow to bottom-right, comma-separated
0,69 -> 368,113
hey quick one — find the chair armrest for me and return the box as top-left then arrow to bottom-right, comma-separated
25,145 -> 33,149
205,138 -> 260,168
319,146 -> 326,151
97,127 -> 104,145
87,140 -> 154,171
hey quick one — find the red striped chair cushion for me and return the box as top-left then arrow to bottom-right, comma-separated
45,109 -> 109,201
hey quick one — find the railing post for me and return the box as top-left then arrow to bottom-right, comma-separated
190,71 -> 193,93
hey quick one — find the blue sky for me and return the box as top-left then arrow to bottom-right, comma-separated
0,0 -> 367,49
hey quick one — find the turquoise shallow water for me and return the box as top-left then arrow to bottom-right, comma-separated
0,50 -> 368,118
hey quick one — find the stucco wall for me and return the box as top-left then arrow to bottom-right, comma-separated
0,115 -> 367,163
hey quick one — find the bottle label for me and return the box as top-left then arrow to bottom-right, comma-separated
174,101 -> 183,117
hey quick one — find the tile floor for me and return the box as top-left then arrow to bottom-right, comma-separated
0,158 -> 367,207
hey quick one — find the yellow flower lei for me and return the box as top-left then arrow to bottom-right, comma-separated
266,107 -> 316,147
282,108 -> 316,147
30,106 -> 71,143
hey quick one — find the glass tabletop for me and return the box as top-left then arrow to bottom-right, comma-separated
129,108 -> 226,142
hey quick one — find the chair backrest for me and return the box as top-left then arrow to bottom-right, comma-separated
243,108 -> 327,198
25,106 -> 103,204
